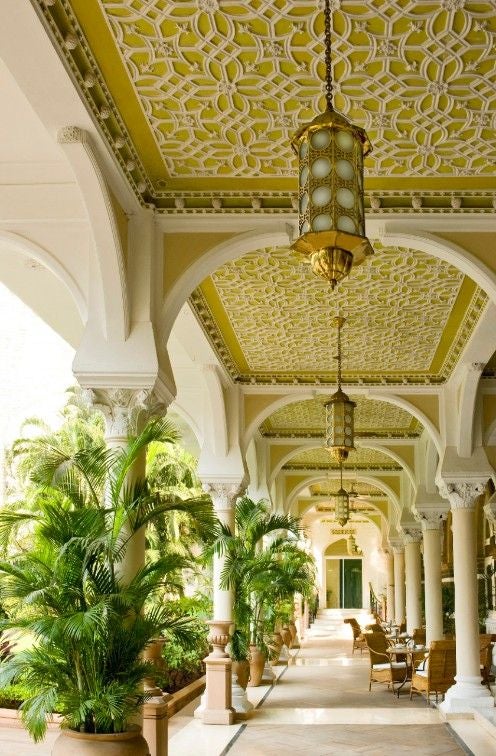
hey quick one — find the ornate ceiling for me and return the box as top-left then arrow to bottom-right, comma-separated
38,1 -> 496,209
283,447 -> 402,471
191,244 -> 486,386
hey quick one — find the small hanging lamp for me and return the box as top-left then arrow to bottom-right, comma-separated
324,315 -> 355,461
291,0 -> 373,290
334,461 -> 349,527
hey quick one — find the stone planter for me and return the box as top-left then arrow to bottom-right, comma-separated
248,645 -> 266,687
269,632 -> 283,664
288,620 -> 298,644
232,659 -> 250,689
52,726 -> 150,755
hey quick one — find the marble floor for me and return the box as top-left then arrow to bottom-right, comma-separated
2,631 -> 496,755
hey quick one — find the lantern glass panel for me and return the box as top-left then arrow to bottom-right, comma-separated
337,216 -> 356,233
312,186 -> 331,206
311,129 -> 331,149
313,214 -> 333,231
300,193 -> 309,214
299,140 -> 308,159
300,165 -> 309,185
336,130 -> 354,151
312,157 -> 332,178
337,187 -> 355,209
336,159 -> 354,180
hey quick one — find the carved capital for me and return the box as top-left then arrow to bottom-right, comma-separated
389,539 -> 404,555
402,526 -> 422,543
414,507 -> 447,531
57,125 -> 87,144
90,388 -> 166,440
439,480 -> 486,511
202,478 -> 246,512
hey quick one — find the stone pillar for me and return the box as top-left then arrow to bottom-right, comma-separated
196,478 -> 253,723
392,544 -> 406,626
439,481 -> 493,714
91,389 -> 166,581
386,551 -> 395,623
419,514 -> 445,645
403,528 -> 422,635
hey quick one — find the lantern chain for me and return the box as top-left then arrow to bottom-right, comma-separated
324,0 -> 334,110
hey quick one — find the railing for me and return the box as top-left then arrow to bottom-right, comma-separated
369,582 -> 385,621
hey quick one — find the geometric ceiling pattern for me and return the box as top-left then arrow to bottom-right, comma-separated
191,244 -> 486,385
262,396 -> 421,438
283,447 -> 402,471
39,1 -> 496,206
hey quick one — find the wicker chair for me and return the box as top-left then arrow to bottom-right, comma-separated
410,640 -> 456,703
479,634 -> 494,690
344,618 -> 367,655
365,631 -> 407,692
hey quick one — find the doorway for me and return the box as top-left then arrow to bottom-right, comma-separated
325,557 -> 363,608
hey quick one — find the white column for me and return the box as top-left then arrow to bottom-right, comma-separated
404,528 -> 422,635
440,481 -> 493,714
91,388 -> 165,579
203,480 -> 242,622
392,545 -> 406,626
420,516 -> 445,645
386,551 -> 395,622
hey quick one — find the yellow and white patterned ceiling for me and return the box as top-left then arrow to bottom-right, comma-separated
262,396 -> 420,438
283,447 -> 401,470
39,1 -> 496,206
191,244 -> 486,385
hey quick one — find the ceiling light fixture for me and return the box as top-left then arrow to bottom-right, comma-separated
324,315 -> 355,461
334,460 -> 350,527
291,0 -> 373,290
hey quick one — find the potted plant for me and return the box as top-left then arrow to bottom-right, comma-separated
0,418 -> 212,752
210,497 -> 315,687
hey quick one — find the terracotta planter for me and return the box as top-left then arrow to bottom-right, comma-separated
232,659 -> 250,689
269,633 -> 283,663
281,626 -> 292,648
143,637 -> 166,693
52,726 -> 150,755
288,620 -> 298,643
247,645 -> 266,687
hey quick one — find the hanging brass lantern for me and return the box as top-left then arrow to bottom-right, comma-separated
291,0 -> 373,290
334,461 -> 349,527
324,315 -> 355,461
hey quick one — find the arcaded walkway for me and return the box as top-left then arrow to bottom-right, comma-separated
2,627 -> 496,754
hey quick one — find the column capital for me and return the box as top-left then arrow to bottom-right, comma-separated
389,539 -> 404,554
202,476 -> 247,512
87,388 -> 167,439
414,507 -> 447,531
439,480 -> 486,511
402,526 -> 422,543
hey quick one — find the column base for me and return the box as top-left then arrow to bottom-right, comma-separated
202,708 -> 235,725
439,677 -> 495,715
231,674 -> 254,720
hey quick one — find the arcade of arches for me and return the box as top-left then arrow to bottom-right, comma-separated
2,1 -> 496,754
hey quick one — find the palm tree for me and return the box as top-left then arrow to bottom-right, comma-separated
0,418 -> 214,742
209,497 -> 315,658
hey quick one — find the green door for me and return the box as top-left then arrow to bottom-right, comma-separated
340,558 -> 362,608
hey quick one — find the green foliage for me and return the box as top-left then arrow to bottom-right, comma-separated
0,418 -> 213,742
0,682 -> 33,709
207,497 -> 315,659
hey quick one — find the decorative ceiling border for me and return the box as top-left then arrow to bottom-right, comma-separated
260,428 -> 421,439
189,268 -> 487,387
32,1 -> 496,212
284,463 -> 402,472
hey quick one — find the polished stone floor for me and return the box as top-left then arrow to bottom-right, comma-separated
2,626 -> 496,754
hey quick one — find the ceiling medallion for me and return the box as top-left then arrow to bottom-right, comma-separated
324,316 -> 355,461
290,0 -> 373,290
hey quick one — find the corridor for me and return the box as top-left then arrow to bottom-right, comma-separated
167,613 -> 496,756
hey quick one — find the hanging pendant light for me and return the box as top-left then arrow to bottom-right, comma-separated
334,460 -> 349,527
324,315 -> 355,461
291,0 -> 373,290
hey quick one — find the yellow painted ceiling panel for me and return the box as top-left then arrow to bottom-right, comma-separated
45,1 -> 496,198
